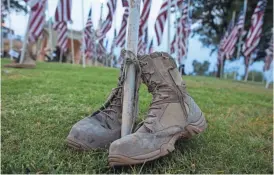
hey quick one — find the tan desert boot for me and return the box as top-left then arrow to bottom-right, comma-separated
66,51 -> 141,150
108,52 -> 207,166
66,65 -> 124,150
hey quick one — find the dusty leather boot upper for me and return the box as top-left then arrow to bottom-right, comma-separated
66,63 -> 125,150
108,52 -> 207,166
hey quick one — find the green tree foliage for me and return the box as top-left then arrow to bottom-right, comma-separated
192,0 -> 273,61
1,0 -> 28,23
192,60 -> 210,75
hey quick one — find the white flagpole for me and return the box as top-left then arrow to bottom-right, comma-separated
81,0 -> 86,68
70,28 -> 75,64
46,1 -> 53,60
19,10 -> 32,64
121,0 -> 141,137
167,0 -> 171,54
7,0 -> 13,60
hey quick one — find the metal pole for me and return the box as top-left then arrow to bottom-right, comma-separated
46,1 -> 53,60
81,0 -> 86,68
121,0 -> 141,137
167,0 -> 171,54
183,0 -> 191,67
8,0 -> 13,60
19,13 -> 32,64
70,28 -> 75,64
59,50 -> 63,63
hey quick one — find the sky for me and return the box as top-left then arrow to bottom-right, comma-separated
5,0 -> 271,80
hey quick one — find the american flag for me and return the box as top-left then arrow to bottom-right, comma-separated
154,0 -> 183,46
54,22 -> 68,51
96,0 -> 117,41
138,28 -> 148,55
84,8 -> 95,60
218,16 -> 235,63
116,7 -> 129,47
171,0 -> 190,64
242,0 -> 267,65
24,0 -> 40,9
54,0 -> 72,22
139,0 -> 152,38
26,0 -> 47,43
54,0 -> 72,52
97,40 -> 106,57
223,9 -> 245,59
264,34 -> 273,71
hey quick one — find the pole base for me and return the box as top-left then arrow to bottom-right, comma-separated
4,63 -> 36,69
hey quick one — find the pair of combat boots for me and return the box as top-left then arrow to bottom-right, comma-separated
66,51 -> 207,166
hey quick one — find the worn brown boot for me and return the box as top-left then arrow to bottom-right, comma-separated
66,50 -> 141,150
108,52 -> 207,166
66,66 -> 124,150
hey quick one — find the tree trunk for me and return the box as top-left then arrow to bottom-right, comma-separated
216,59 -> 225,78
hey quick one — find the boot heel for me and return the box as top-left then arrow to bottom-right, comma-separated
183,114 -> 207,138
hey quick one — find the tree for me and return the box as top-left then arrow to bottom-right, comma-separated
192,0 -> 273,77
192,60 -> 210,76
1,0 -> 28,23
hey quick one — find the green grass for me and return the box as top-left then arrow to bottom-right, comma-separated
1,59 -> 273,174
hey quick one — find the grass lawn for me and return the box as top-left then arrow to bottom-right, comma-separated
1,59 -> 273,174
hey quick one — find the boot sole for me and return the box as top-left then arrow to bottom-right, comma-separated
66,137 -> 90,151
108,114 -> 207,166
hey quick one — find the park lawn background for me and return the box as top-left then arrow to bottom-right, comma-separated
1,59 -> 273,174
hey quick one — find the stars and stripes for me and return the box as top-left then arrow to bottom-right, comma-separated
24,0 -> 40,9
264,34 -> 273,71
84,8 -> 95,60
97,40 -> 107,57
170,0 -> 190,64
54,0 -> 72,52
223,9 -> 245,59
27,0 -> 47,43
138,28 -> 148,55
116,7 -> 129,47
96,0 -> 117,41
139,0 -> 152,37
54,22 -> 68,51
54,0 -> 72,22
242,0 -> 267,65
154,0 -> 183,46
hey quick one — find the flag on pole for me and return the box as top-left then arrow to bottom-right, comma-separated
223,9 -> 245,59
154,0 -> 183,46
84,8 -> 95,60
96,0 -> 117,40
264,34 -> 273,71
54,22 -> 68,51
54,0 -> 72,22
116,7 -> 129,47
54,0 -> 72,52
139,0 -> 152,37
27,0 -> 47,42
242,0 -> 267,65
97,40 -> 106,57
138,28 -> 148,54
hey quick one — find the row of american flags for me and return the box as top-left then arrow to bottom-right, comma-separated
1,0 -> 272,70
6,0 -> 191,65
218,0 -> 273,71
